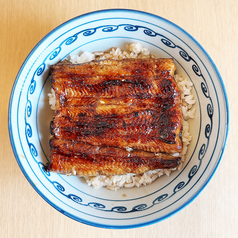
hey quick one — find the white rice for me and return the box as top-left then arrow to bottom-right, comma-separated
48,43 -> 196,191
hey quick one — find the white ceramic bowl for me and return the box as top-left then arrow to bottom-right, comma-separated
8,9 -> 229,229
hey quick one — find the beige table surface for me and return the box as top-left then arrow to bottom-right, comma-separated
1,0 -> 237,237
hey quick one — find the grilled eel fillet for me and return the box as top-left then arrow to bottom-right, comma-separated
47,58 -> 183,176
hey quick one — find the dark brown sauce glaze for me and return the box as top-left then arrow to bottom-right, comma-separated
48,139 -> 181,176
48,58 -> 183,176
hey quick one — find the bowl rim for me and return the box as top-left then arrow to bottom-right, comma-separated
8,8 -> 229,229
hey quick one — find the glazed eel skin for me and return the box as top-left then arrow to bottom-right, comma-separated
47,58 -> 183,176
